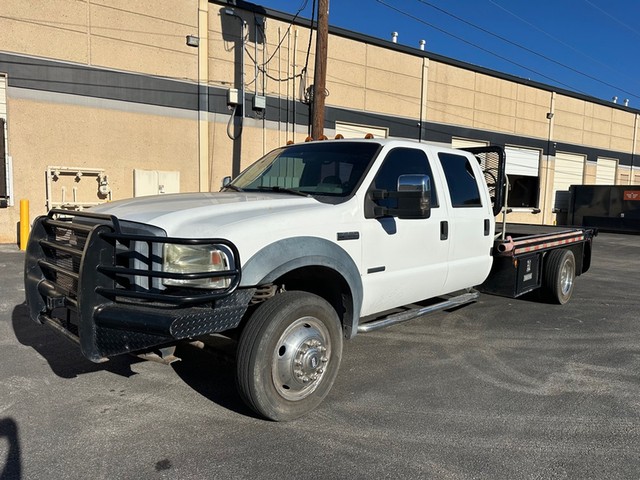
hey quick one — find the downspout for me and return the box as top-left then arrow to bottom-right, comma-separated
292,29 -> 298,141
418,57 -> 429,142
632,113 -> 638,185
542,91 -> 556,224
197,0 -> 209,191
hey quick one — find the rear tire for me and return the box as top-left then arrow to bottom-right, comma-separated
543,249 -> 576,305
236,291 -> 343,421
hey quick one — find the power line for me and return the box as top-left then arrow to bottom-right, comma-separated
583,0 -> 640,38
259,0 -> 309,69
412,0 -> 640,101
488,0 -> 640,91
375,0 -> 585,94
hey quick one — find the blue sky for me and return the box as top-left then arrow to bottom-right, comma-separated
255,0 -> 640,107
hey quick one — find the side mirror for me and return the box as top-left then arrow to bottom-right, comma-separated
396,174 -> 431,219
222,176 -> 232,188
369,174 -> 432,219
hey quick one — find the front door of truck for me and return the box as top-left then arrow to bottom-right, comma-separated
360,146 -> 450,316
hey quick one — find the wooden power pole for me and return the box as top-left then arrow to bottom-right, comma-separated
311,0 -> 329,140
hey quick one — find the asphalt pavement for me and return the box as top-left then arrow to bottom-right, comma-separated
1,233 -> 639,479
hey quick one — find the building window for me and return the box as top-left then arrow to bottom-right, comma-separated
504,146 -> 540,208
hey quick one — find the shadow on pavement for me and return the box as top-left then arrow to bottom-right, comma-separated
172,339 -> 259,419
13,301 -> 256,417
0,417 -> 21,480
11,303 -> 139,379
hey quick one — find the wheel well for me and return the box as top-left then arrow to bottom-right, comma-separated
276,266 -> 353,336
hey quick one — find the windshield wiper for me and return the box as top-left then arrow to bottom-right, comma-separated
256,186 -> 310,197
222,184 -> 244,192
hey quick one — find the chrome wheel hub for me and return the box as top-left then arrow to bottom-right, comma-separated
560,260 -> 575,295
272,316 -> 331,401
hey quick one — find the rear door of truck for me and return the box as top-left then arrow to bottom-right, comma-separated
431,147 -> 495,293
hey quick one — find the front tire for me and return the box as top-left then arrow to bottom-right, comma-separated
543,249 -> 576,305
236,291 -> 343,421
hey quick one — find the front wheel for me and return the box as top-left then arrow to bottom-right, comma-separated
236,291 -> 343,421
543,249 -> 576,304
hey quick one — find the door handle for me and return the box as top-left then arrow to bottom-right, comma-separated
440,221 -> 448,240
484,218 -> 490,236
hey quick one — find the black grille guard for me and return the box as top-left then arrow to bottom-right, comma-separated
24,209 -> 244,362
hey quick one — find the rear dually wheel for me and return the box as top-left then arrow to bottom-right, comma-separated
543,249 -> 576,305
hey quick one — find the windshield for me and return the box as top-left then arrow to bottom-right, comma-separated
229,141 -> 381,198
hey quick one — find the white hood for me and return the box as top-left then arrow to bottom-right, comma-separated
90,192 -> 338,236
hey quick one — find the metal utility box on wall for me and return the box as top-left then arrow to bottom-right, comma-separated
565,185 -> 640,233
134,169 -> 180,197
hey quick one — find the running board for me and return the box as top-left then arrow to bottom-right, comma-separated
357,290 -> 480,333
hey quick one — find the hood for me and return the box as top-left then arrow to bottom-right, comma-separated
90,191 -> 326,234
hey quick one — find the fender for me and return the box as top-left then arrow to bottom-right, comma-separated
240,236 -> 363,338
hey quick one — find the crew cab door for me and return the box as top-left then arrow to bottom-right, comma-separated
436,151 -> 494,292
360,146 -> 450,316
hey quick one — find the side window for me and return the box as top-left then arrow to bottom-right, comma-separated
438,153 -> 482,207
371,147 -> 438,209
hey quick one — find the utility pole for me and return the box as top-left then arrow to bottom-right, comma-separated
311,0 -> 329,140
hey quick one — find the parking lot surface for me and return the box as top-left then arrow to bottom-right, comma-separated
1,232 -> 639,479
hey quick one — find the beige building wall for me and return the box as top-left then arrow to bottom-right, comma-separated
2,0 -> 640,242
2,95 -> 199,243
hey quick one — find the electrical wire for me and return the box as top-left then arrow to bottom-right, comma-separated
301,0 -> 316,74
375,0 -> 583,93
260,0 -> 309,68
226,104 -> 243,140
488,0 -> 639,89
244,0 -> 315,84
583,0 -> 640,38
413,0 -> 640,101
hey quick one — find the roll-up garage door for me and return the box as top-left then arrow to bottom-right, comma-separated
335,122 -> 388,139
451,138 -> 488,149
504,146 -> 540,176
553,152 -> 584,192
0,75 -> 7,203
553,152 -> 584,212
595,157 -> 617,185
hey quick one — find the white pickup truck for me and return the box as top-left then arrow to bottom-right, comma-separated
24,138 -> 595,420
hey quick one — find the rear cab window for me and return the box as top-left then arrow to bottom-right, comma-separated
437,153 -> 482,208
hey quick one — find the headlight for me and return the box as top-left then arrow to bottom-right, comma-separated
163,244 -> 231,289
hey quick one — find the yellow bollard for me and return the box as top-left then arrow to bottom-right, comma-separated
19,199 -> 29,251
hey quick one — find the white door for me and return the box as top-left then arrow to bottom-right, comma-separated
596,158 -> 617,185
554,152 -> 584,192
360,146 -> 450,316
436,150 -> 494,293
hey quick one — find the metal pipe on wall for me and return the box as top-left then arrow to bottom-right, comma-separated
632,114 -> 638,185
197,0 -> 210,192
292,29 -> 298,142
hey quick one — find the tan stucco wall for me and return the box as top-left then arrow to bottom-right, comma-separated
2,0 -> 640,242
3,96 -> 198,243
